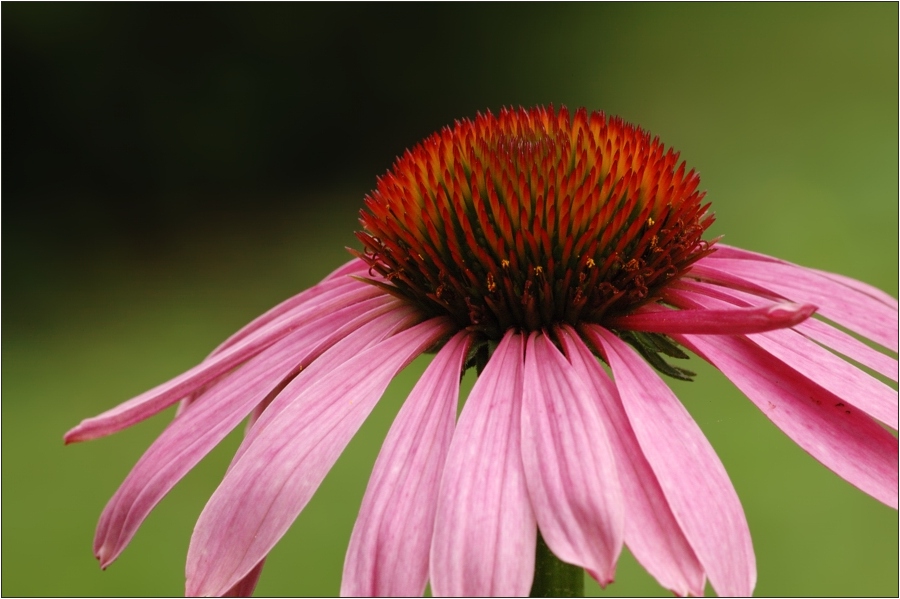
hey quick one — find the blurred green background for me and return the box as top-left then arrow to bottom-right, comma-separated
3,4 -> 897,597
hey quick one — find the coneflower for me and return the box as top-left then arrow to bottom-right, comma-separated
66,105 -> 898,597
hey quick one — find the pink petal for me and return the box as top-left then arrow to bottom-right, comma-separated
711,244 -> 899,310
65,280 -> 381,443
667,288 -> 898,430
705,243 -> 781,263
678,332 -> 899,509
430,331 -> 537,597
608,301 -> 815,335
176,263 -> 373,417
558,326 -> 705,597
341,331 -> 470,597
586,325 -> 757,597
206,258 -> 370,357
671,279 -> 898,382
690,257 -> 898,351
222,559 -> 265,597
185,317 -> 453,597
93,296 -> 408,568
811,268 -> 899,310
797,316 -> 899,382
521,331 -> 623,586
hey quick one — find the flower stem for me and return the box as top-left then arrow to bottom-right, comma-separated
530,532 -> 584,597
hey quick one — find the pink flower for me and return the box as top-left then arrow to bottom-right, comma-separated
66,106 -> 898,597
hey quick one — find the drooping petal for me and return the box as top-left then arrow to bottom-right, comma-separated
222,559 -> 265,598
797,316 -> 899,382
520,331 -> 623,585
64,280 -> 381,443
811,268 -> 899,310
678,332 -> 899,509
206,258 -> 370,356
711,243 -> 899,309
671,278 -> 898,382
608,301 -> 815,335
222,379 -> 281,599
92,296 -> 407,568
185,317 -> 453,597
430,331 -> 537,597
558,326 -> 705,597
667,287 -> 898,430
177,265 -> 374,417
690,257 -> 898,352
586,325 -> 757,597
341,331 -> 470,597
176,262 -> 373,417
225,301 -> 420,470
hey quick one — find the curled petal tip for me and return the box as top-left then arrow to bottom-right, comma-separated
644,292 -> 820,335
768,302 -> 817,324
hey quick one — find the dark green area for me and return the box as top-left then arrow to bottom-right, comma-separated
3,4 -> 897,597
530,533 -> 585,598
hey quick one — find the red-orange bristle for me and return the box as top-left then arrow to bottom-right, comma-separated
356,105 -> 716,336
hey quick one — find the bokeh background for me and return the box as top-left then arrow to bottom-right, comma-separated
3,4 -> 897,597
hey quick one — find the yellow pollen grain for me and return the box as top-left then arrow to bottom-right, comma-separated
647,217 -> 655,227
486,273 -> 497,292
585,258 -> 595,268
501,259 -> 510,269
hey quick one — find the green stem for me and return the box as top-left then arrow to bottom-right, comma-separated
530,532 -> 584,597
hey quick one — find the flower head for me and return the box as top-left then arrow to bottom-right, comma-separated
356,107 -> 713,338
66,106 -> 898,597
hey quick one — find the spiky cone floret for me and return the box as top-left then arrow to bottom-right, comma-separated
355,106 -> 716,341
64,105 -> 898,598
